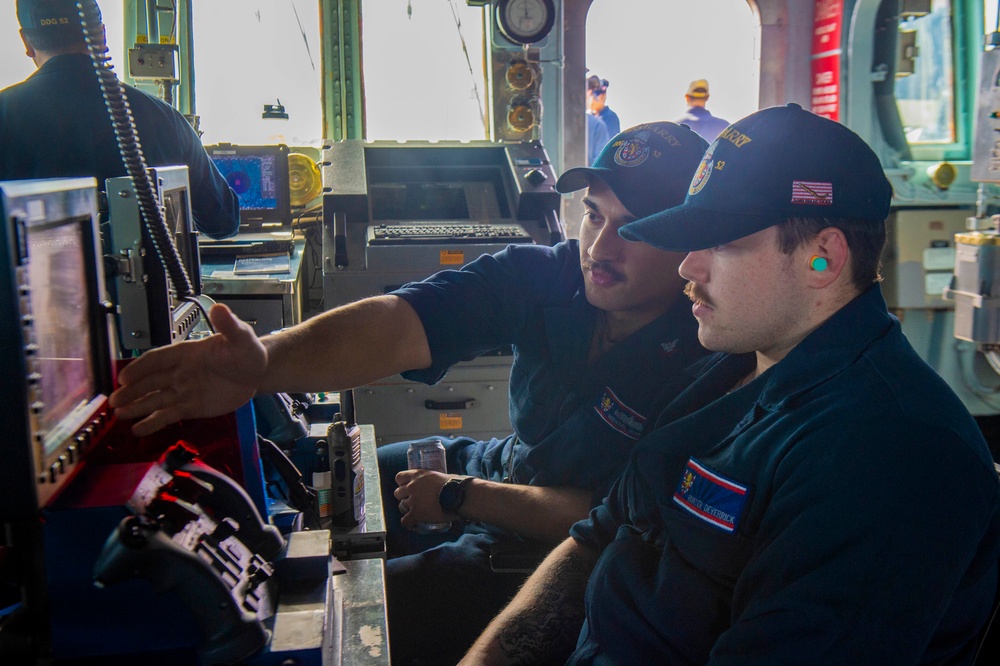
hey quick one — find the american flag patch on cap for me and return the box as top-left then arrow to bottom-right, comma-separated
791,181 -> 833,205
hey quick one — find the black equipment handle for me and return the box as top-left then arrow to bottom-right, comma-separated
424,398 -> 476,410
544,208 -> 565,245
334,210 -> 348,268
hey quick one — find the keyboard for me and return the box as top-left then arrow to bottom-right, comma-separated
368,223 -> 534,245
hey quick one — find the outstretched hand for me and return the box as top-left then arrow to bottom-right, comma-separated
109,303 -> 267,436
394,469 -> 456,528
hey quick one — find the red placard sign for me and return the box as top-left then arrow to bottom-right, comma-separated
811,54 -> 841,120
813,0 -> 843,52
811,0 -> 843,120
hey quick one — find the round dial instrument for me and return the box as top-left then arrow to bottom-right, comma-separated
496,0 -> 556,46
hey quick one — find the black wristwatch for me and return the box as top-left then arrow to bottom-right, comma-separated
438,476 -> 474,517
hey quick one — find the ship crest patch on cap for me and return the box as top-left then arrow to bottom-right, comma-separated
614,131 -> 652,168
689,142 -> 717,195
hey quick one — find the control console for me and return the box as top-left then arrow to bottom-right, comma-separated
92,442 -> 285,664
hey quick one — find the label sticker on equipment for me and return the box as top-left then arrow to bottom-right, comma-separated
439,413 -> 463,429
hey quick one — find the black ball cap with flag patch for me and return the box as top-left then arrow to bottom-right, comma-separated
556,122 -> 709,220
619,103 -> 893,252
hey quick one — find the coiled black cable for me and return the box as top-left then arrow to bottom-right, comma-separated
76,0 -> 194,300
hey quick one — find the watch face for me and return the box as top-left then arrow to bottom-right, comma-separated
499,0 -> 554,45
439,478 -> 467,512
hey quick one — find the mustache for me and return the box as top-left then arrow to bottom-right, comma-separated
684,282 -> 712,307
582,259 -> 624,281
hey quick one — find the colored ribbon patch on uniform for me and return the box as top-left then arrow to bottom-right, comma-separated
673,458 -> 748,533
791,180 -> 833,205
593,387 -> 646,440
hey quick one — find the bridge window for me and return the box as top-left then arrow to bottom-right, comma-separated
895,0 -> 955,145
192,1 -> 322,146
362,1 -> 489,141
0,2 -> 324,148
585,0 -> 760,133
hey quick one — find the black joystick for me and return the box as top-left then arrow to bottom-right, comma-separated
93,516 -> 269,665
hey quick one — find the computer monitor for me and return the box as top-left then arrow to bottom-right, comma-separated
106,166 -> 202,351
365,146 -> 512,222
206,143 -> 291,232
0,178 -> 114,520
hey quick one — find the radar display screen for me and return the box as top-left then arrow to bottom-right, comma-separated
207,144 -> 291,231
214,153 -> 280,212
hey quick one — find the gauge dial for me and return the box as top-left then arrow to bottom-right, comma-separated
496,0 -> 556,46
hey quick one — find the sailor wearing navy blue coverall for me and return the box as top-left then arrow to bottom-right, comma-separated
383,122 -> 712,665
462,105 -> 1000,665
380,240 -> 703,556
1,0 -> 239,239
569,284 -> 999,664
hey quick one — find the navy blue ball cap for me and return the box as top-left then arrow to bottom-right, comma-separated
620,104 -> 893,251
555,122 -> 709,219
16,0 -> 98,30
